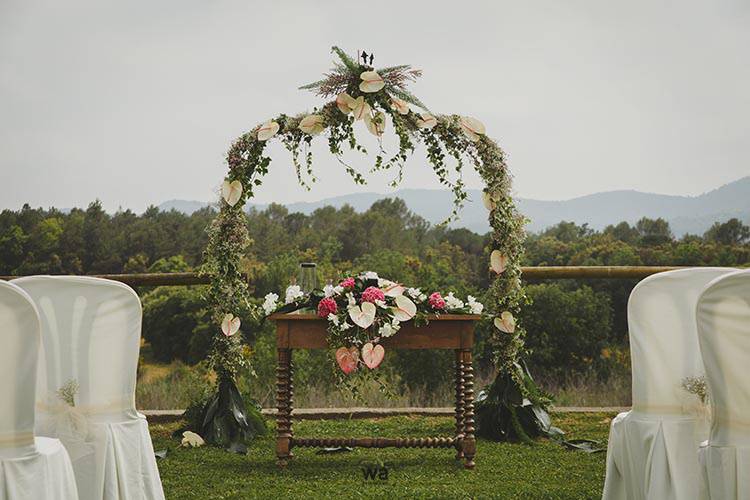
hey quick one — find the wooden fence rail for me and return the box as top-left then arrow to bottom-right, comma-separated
0,266 -> 685,287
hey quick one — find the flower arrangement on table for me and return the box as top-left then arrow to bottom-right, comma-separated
262,271 -> 485,375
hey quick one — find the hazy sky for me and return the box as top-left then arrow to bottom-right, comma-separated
1,0 -> 748,212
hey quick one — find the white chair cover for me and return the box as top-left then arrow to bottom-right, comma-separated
603,267 -> 736,500
13,276 -> 165,500
0,281 -> 78,500
696,270 -> 750,500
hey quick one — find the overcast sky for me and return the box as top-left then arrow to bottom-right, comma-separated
1,0 -> 748,212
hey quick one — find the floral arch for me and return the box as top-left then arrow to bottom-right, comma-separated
199,47 -> 547,451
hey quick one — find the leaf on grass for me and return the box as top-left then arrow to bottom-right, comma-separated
316,447 -> 354,454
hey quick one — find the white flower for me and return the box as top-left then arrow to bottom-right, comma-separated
262,293 -> 279,315
416,113 -> 437,129
323,283 -> 335,297
445,292 -> 465,310
365,111 -> 386,136
285,285 -> 304,304
347,292 -> 356,307
407,287 -> 422,299
390,97 -> 409,115
340,321 -> 352,331
467,295 -> 484,314
336,92 -> 356,114
299,114 -> 325,135
221,180 -> 243,207
459,116 -> 486,142
350,96 -> 371,121
378,319 -> 401,338
181,431 -> 205,448
364,271 -> 379,280
375,299 -> 388,309
257,120 -> 280,141
359,70 -> 385,93
327,313 -> 339,326
333,285 -> 344,295
221,314 -> 240,337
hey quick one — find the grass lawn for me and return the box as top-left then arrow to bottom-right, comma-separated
150,412 -> 613,499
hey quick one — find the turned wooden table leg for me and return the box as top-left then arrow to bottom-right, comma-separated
461,349 -> 476,469
454,349 -> 464,460
276,348 -> 293,467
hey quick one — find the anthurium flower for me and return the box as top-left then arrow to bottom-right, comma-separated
482,191 -> 495,211
365,111 -> 386,136
299,114 -> 325,135
390,97 -> 409,115
221,180 -> 243,207
416,113 -> 437,129
494,311 -> 516,334
181,431 -> 205,448
257,120 -> 280,141
350,96 -> 371,121
361,342 -> 385,369
335,346 -> 359,374
490,250 -> 508,274
221,313 -> 240,337
359,70 -> 385,93
348,301 -> 376,329
459,116 -> 485,142
381,281 -> 405,297
391,295 -> 417,322
336,92 -> 356,114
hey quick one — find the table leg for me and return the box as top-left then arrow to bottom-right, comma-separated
276,348 -> 293,467
454,349 -> 464,460
461,349 -> 476,469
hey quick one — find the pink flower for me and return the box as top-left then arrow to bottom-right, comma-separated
429,292 -> 446,310
339,277 -> 355,289
317,297 -> 338,318
361,286 -> 386,303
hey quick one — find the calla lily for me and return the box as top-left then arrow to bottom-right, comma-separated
181,431 -> 205,448
494,311 -> 516,334
365,111 -> 386,136
359,70 -> 385,93
221,180 -> 243,207
221,313 -> 241,337
299,114 -> 325,135
416,113 -> 437,129
257,120 -> 280,141
490,250 -> 508,274
350,96 -> 371,121
460,116 -> 485,142
391,295 -> 417,322
361,342 -> 385,369
336,92 -> 356,114
348,301 -> 376,329
335,346 -> 359,374
390,97 -> 409,115
482,191 -> 495,211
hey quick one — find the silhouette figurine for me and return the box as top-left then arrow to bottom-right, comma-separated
369,53 -> 374,65
361,51 -> 369,64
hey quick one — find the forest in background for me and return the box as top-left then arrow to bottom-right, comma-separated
2,200 -> 749,408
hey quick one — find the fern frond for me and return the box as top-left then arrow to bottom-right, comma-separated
389,88 -> 430,112
331,46 -> 359,72
298,79 -> 327,91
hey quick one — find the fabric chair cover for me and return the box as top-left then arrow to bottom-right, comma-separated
696,270 -> 750,500
13,276 -> 164,500
0,281 -> 78,500
603,268 -> 735,500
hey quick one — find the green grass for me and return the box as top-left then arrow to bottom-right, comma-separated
150,412 -> 613,499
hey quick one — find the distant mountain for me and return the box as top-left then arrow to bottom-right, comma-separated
158,176 -> 750,236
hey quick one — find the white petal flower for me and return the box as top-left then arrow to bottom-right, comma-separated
407,287 -> 422,299
490,250 -> 508,274
416,113 -> 437,129
467,295 -> 484,315
365,111 -> 386,137
390,97 -> 409,115
221,314 -> 241,337
327,313 -> 340,326
350,97 -> 371,121
444,292 -> 465,310
459,116 -> 485,142
347,292 -> 357,307
336,92 -> 356,114
323,284 -> 335,297
221,180 -> 243,207
257,120 -> 280,141
375,299 -> 388,309
482,191 -> 496,211
359,70 -> 385,93
364,271 -> 379,280
494,311 -> 516,334
299,114 -> 325,135
340,321 -> 352,331
181,431 -> 205,448
333,285 -> 344,296
262,293 -> 279,315
285,284 -> 304,304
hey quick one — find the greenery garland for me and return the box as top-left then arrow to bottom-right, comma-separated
199,47 -> 546,450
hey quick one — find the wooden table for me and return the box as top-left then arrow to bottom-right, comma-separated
269,313 -> 481,469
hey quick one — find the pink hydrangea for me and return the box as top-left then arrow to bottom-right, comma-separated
317,297 -> 338,318
429,292 -> 446,310
361,286 -> 386,303
339,277 -> 356,289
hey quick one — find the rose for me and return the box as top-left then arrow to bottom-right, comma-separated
361,286 -> 386,303
317,297 -> 338,318
339,277 -> 355,289
428,292 -> 446,310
